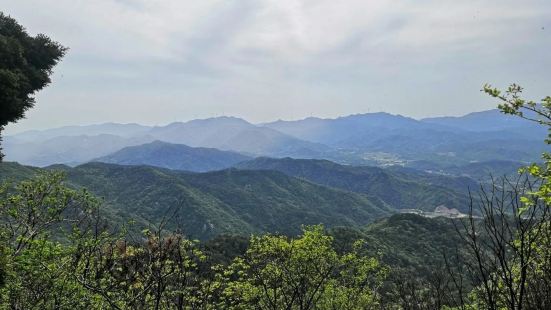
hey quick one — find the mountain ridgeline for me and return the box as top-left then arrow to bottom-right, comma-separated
235,157 -> 474,212
94,140 -> 251,172
2,10 -> 549,308
0,152 -> 481,240
262,111 -> 546,166
4,109 -> 547,168
0,161 -> 392,239
1,109 -> 534,241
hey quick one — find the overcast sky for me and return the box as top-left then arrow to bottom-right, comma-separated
2,0 -> 550,134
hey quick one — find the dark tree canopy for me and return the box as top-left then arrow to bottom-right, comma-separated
0,12 -> 66,158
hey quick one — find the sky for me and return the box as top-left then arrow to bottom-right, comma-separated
2,0 -> 550,134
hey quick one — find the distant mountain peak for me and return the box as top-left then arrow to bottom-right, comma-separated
93,140 -> 251,172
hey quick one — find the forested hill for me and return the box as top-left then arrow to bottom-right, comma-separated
204,213 -> 464,276
0,156 -> 480,241
0,161 -> 391,239
93,140 -> 251,172
235,157 -> 474,212
362,213 -> 462,269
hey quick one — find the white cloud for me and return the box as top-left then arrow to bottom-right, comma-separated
5,0 -> 547,64
1,0 -> 550,133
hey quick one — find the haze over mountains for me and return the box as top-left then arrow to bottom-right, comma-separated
4,108 -> 546,170
4,109 -> 532,240
264,110 -> 546,166
95,141 -> 251,172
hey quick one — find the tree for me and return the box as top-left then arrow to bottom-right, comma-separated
448,85 -> 551,309
0,170 -> 223,309
483,84 -> 551,206
222,225 -> 387,310
0,172 -> 100,309
72,226 -> 209,309
453,175 -> 548,309
0,12 -> 66,160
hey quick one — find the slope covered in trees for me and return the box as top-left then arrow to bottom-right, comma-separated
0,161 -> 391,239
0,171 -> 391,309
236,157 -> 474,212
1,8 -> 550,309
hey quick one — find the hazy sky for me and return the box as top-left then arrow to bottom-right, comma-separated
2,0 -> 550,134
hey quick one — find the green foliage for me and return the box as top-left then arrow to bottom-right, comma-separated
363,214 -> 463,271
483,83 -> 551,207
202,234 -> 249,265
73,232 -> 209,309
220,226 -> 387,310
318,241 -> 387,309
236,157 -> 474,212
0,12 -> 66,160
524,222 -> 551,309
0,171 -> 98,309
459,84 -> 551,309
332,214 -> 472,308
0,171 -> 99,251
0,173 -> 388,309
0,162 -> 390,239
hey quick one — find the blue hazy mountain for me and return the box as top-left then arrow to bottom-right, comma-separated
94,140 -> 251,172
148,116 -> 332,158
262,112 -> 427,145
4,117 -> 333,167
8,122 -> 151,142
421,109 -> 545,134
3,134 -> 155,167
263,111 -> 546,165
5,109 -> 547,168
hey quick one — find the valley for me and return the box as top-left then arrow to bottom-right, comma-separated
1,4 -> 550,308
4,109 -> 544,170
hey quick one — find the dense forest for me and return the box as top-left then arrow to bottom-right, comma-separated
1,156 -> 550,309
1,87 -> 550,309
1,9 -> 551,310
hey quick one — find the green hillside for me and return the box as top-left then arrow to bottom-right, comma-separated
0,161 -> 40,180
362,213 -> 462,269
0,161 -> 391,239
235,157 -> 473,212
201,213 -> 467,280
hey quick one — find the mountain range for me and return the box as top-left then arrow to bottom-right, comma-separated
0,154 -> 483,239
0,161 -> 392,239
3,108 -> 529,240
92,142 -> 479,211
263,111 -> 546,165
235,157 -> 474,212
4,109 -> 546,170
